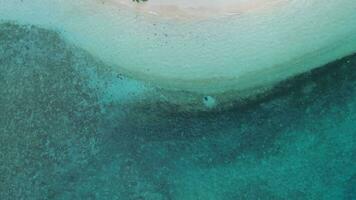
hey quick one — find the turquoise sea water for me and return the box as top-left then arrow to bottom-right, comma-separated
1,23 -> 355,200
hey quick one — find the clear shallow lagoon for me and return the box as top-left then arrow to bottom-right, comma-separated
2,0 -> 356,98
1,22 -> 355,200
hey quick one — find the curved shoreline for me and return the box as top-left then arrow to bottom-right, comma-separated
1,0 -> 355,109
108,0 -> 286,20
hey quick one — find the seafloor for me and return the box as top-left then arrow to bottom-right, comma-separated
0,23 -> 355,200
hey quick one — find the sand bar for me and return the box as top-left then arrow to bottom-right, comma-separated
0,0 -> 355,98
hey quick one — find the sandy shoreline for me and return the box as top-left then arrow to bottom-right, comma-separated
108,0 -> 286,19
1,0 -> 355,108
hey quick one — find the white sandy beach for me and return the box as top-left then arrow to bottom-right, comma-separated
0,0 -> 355,107
110,0 -> 285,19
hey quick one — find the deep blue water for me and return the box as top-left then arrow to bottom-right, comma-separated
0,23 -> 355,200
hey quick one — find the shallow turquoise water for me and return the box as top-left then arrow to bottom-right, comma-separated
0,23 -> 355,200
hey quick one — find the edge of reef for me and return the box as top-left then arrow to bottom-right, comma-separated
135,52 -> 356,114
2,22 -> 355,115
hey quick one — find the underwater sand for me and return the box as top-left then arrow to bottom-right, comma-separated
1,0 -> 355,100
0,23 -> 355,200
1,0 -> 356,199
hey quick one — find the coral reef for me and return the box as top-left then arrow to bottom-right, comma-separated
1,23 -> 355,200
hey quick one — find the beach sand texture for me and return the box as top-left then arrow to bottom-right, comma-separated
1,0 -> 355,97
